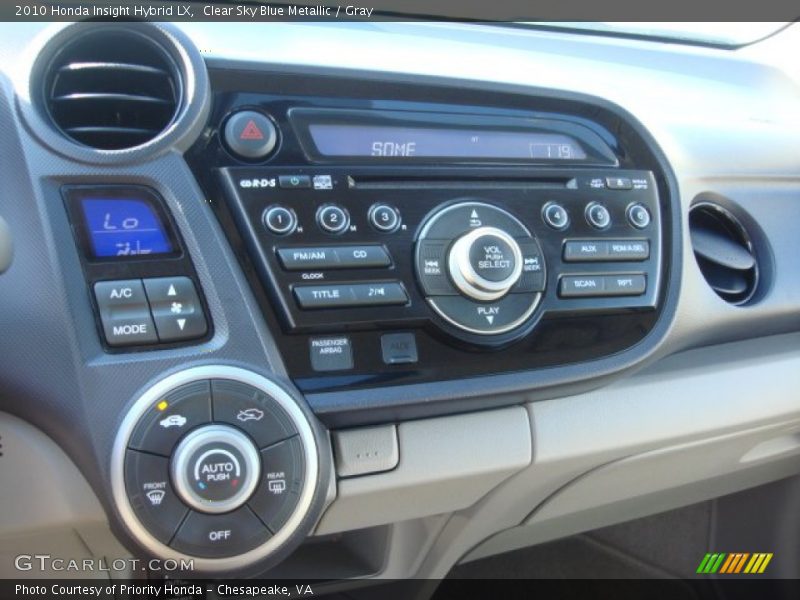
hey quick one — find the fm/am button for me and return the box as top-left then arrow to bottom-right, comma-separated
277,245 -> 391,271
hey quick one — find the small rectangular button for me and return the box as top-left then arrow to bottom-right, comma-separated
294,284 -> 354,308
294,282 -> 407,309
94,280 -> 158,346
606,177 -> 633,190
335,246 -> 392,269
277,246 -> 391,271
278,247 -> 340,270
143,277 -> 207,342
603,274 -> 646,296
559,275 -> 606,297
607,240 -> 650,261
563,241 -> 609,262
310,336 -> 353,372
278,175 -> 311,189
349,282 -> 408,307
381,333 -> 418,365
333,425 -> 399,478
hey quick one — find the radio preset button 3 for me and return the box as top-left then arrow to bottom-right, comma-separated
317,205 -> 350,234
368,204 -> 401,232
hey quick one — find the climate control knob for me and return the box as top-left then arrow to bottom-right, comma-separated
448,226 -> 523,301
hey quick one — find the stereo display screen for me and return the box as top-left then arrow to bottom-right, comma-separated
308,124 -> 587,160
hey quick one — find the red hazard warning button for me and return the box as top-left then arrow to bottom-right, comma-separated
223,110 -> 277,160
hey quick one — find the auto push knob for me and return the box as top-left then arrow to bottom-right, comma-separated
447,226 -> 524,302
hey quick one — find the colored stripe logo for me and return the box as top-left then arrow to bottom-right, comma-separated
697,553 -> 773,574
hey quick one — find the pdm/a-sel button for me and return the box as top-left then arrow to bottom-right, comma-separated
249,437 -> 305,533
170,506 -> 270,558
124,450 -> 188,545
94,279 -> 157,346
128,380 -> 212,456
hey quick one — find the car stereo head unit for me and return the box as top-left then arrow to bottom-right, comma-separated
186,83 -> 671,396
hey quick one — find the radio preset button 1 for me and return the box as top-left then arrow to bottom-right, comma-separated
542,202 -> 569,230
317,205 -> 350,234
585,202 -> 611,229
263,206 -> 297,235
368,204 -> 401,232
626,203 -> 652,229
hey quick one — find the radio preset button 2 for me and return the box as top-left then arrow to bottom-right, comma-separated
542,202 -> 569,230
317,205 -> 350,234
626,203 -> 651,229
585,202 -> 611,229
368,204 -> 401,232
263,206 -> 297,235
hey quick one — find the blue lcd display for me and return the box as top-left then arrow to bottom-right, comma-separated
81,197 -> 173,258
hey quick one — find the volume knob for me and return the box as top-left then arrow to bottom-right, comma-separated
447,226 -> 523,302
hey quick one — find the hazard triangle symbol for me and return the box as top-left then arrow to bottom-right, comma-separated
240,120 -> 264,140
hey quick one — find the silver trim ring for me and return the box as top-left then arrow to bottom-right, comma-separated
171,424 -> 261,514
448,226 -> 523,301
111,366 -> 319,572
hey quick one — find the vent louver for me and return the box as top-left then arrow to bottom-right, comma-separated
42,29 -> 181,150
690,203 -> 758,305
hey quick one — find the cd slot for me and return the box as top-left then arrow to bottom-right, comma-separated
347,176 -> 574,190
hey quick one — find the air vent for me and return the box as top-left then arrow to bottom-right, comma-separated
42,29 -> 181,150
689,203 -> 758,305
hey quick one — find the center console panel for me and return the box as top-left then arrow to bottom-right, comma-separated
187,70 -> 676,403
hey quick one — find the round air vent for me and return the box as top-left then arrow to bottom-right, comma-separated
689,202 -> 758,305
41,29 -> 182,150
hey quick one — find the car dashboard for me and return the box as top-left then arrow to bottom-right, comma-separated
0,19 -> 799,583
